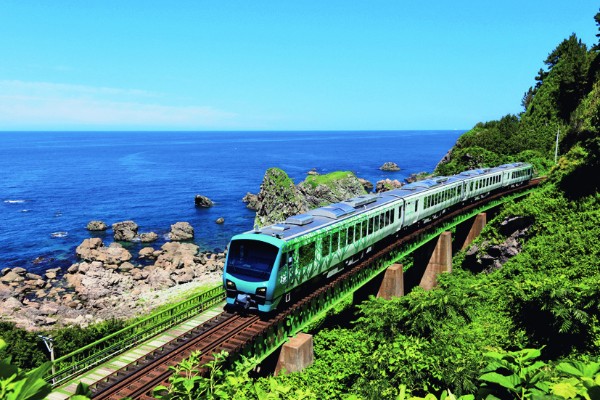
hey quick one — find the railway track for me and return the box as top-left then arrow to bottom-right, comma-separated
90,178 -> 543,399
91,312 -> 270,399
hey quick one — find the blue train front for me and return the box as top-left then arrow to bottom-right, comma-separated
223,233 -> 286,312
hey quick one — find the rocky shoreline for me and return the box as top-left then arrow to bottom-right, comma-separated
0,166 -> 432,331
0,220 -> 224,331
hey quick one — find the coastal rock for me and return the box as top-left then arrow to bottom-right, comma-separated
118,262 -> 135,272
86,220 -> 108,231
139,247 -> 156,259
434,148 -> 453,172
169,222 -> 194,241
358,178 -> 374,193
379,162 -> 401,171
405,172 -> 431,184
12,267 -> 27,276
146,268 -> 175,289
76,238 -> 103,260
307,168 -> 319,176
45,268 -> 61,280
376,179 -> 403,193
215,217 -> 225,224
139,232 -> 158,243
112,221 -> 139,242
171,269 -> 194,284
75,238 -> 132,265
103,242 -> 133,265
255,168 -> 308,227
297,171 -> 366,209
67,264 -> 79,274
154,241 -> 199,270
3,297 -> 23,311
242,192 -> 260,211
0,271 -> 25,284
194,195 -> 214,208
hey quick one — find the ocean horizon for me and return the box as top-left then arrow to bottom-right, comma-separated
0,130 -> 463,274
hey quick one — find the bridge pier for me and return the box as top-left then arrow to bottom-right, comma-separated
417,231 -> 452,290
275,333 -> 314,375
377,263 -> 404,299
456,212 -> 487,251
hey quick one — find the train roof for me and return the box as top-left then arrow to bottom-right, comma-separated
243,163 -> 531,242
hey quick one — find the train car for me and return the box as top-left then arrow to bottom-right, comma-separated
223,163 -> 533,312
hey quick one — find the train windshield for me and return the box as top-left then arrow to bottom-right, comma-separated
226,239 -> 279,280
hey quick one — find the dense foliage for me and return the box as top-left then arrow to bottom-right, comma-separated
0,319 -> 127,371
436,10 -> 600,178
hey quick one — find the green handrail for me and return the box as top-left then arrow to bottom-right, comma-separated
47,284 -> 225,386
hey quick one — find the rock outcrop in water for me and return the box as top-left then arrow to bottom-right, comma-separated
194,194 -> 214,208
255,168 -> 308,227
86,220 -> 108,231
254,168 -> 366,227
112,220 -> 139,241
297,171 -> 366,208
242,192 -> 260,210
375,179 -> 403,193
169,221 -> 194,241
379,161 -> 401,171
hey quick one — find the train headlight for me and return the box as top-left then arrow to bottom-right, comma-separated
226,280 -> 236,290
256,287 -> 266,295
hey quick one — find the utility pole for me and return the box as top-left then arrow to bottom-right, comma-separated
555,126 -> 560,164
39,335 -> 56,381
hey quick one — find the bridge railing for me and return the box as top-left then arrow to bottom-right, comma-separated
47,284 -> 225,386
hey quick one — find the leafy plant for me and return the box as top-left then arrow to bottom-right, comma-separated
550,360 -> 600,399
0,337 -> 53,400
477,348 -> 550,399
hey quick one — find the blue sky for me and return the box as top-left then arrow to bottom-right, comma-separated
0,1 -> 598,131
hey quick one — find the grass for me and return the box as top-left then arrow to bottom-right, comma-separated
302,171 -> 355,189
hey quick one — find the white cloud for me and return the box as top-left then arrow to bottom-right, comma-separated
0,80 -> 238,129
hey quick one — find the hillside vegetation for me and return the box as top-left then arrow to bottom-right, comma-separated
436,12 -> 600,180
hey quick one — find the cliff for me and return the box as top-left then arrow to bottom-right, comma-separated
254,169 -> 366,227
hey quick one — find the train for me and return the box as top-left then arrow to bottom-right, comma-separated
223,162 -> 534,312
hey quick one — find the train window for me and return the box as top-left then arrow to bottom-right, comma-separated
392,208 -> 396,223
347,226 -> 354,244
362,220 -> 368,237
414,200 -> 418,212
299,242 -> 315,267
339,228 -> 347,247
227,240 -> 279,279
374,215 -> 380,231
397,206 -> 402,219
470,182 -> 473,191
355,223 -> 361,240
321,235 -> 330,257
332,231 -> 339,251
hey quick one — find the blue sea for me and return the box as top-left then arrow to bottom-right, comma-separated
0,131 -> 462,274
